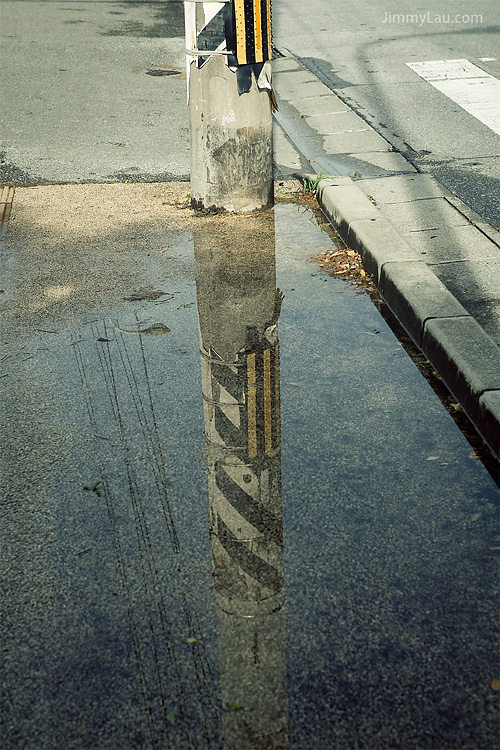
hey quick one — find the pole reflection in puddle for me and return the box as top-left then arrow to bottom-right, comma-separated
195,210 -> 289,750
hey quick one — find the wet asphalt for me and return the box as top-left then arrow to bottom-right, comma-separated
1,183 -> 499,749
1,2 -> 499,747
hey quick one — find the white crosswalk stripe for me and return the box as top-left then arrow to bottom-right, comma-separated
406,59 -> 500,135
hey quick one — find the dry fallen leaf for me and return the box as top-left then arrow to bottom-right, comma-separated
491,678 -> 500,692
214,553 -> 226,569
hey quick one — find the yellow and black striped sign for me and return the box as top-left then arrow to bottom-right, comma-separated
234,0 -> 272,66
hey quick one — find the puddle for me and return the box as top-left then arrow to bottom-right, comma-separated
1,194 -> 498,749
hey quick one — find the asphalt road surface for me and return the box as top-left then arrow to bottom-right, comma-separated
1,0 -> 499,229
0,0 -> 190,184
273,0 -> 500,229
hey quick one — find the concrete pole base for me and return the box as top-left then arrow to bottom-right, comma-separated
188,56 -> 273,213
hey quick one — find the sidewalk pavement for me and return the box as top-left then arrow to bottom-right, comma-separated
272,51 -> 500,461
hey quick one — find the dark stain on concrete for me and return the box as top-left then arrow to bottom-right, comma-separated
102,2 -> 185,39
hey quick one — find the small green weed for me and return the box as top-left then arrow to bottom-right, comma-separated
302,170 -> 327,193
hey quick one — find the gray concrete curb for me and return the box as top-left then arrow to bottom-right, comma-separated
315,176 -> 500,460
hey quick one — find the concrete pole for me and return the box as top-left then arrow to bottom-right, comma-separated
184,1 -> 274,213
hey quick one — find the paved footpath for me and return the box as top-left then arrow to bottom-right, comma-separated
272,50 -> 500,462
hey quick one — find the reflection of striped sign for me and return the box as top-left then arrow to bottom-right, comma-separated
202,342 -> 280,460
210,446 -> 284,606
214,467 -> 284,596
201,340 -> 283,607
234,0 -> 272,65
246,343 -> 280,459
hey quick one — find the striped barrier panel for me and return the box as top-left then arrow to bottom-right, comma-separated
185,0 -> 272,67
